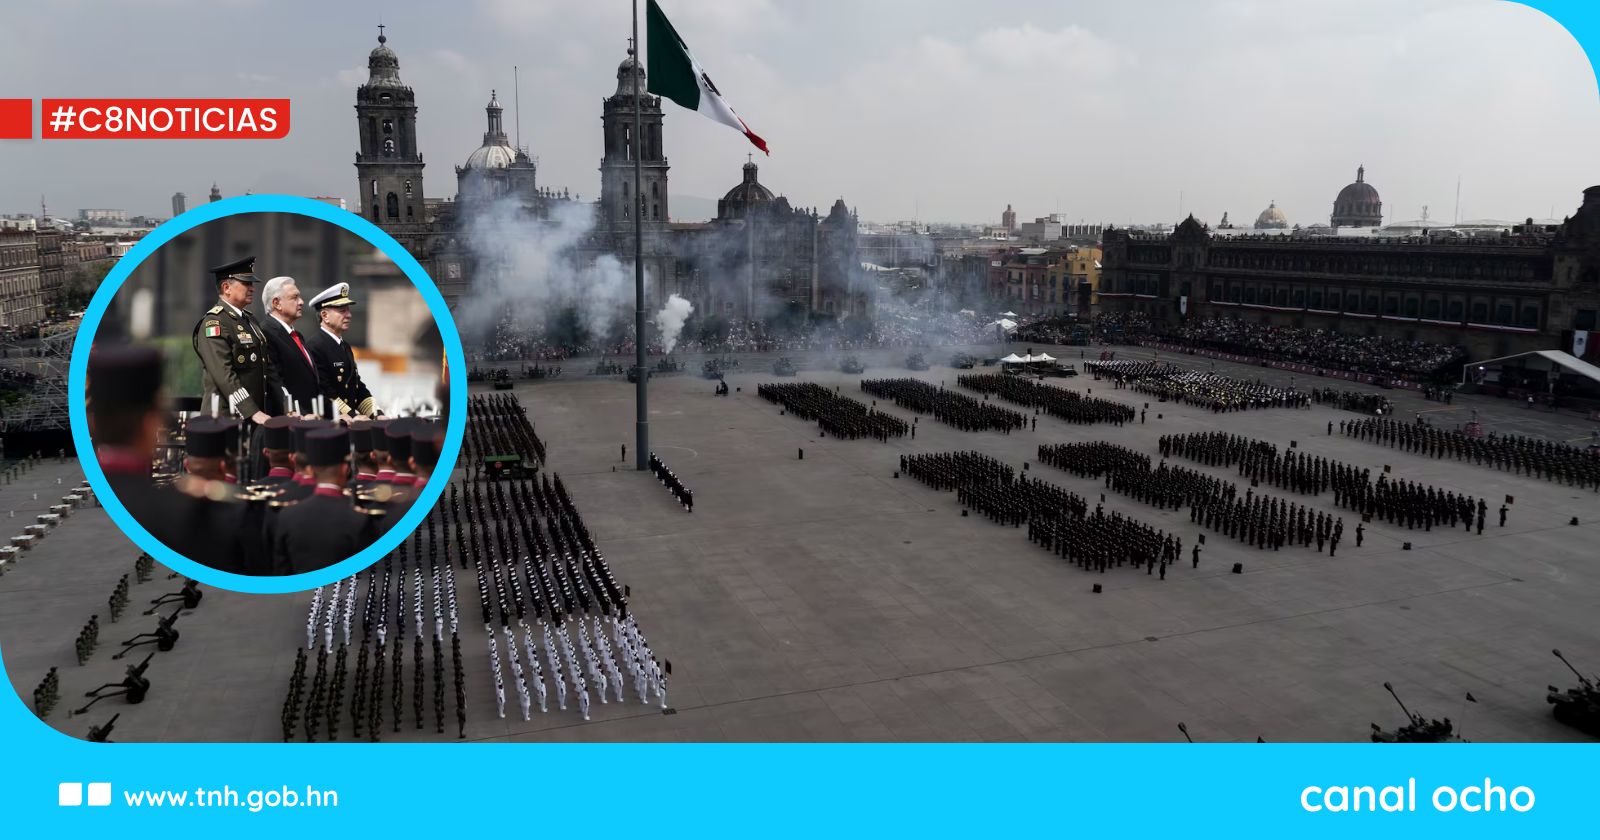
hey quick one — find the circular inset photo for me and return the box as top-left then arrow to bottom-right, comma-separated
81,208 -> 452,579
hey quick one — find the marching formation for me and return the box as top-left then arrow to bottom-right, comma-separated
1117,369 -> 1309,412
648,452 -> 694,512
861,378 -> 1026,433
957,374 -> 1135,425
278,393 -> 668,741
463,394 -> 547,469
758,382 -> 909,441
1343,417 -> 1600,489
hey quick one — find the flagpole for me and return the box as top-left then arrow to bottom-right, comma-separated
632,0 -> 648,472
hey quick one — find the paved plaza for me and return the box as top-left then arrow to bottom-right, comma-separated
3,344 -> 1598,742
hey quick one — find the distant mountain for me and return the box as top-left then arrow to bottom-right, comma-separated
669,195 -> 718,223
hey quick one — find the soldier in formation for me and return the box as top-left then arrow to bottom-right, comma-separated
957,374 -> 1135,425
860,378 -> 1026,433
758,382 -> 909,441
1344,416 -> 1600,489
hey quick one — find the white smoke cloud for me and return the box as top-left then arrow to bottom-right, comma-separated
654,293 -> 694,354
456,197 -> 651,351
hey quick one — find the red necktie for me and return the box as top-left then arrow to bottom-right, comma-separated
291,331 -> 313,369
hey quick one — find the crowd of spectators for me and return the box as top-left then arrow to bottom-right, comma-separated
1150,318 -> 1467,380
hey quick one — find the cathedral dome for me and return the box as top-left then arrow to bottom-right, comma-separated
1254,201 -> 1288,229
464,143 -> 517,170
722,161 -> 774,205
1331,164 -> 1382,227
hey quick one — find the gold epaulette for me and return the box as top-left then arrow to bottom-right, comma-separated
358,484 -> 396,503
172,475 -> 242,502
206,305 -> 224,315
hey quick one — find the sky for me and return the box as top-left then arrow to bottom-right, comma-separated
2,0 -> 1598,227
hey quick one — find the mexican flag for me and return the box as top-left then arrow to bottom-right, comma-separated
646,0 -> 768,154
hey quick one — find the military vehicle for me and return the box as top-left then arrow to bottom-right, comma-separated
1370,681 -> 1467,742
906,352 -> 929,371
840,355 -> 865,375
1547,648 -> 1600,736
702,359 -> 726,380
950,353 -> 976,369
772,357 -> 797,376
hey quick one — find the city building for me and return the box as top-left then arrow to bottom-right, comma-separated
172,192 -> 187,218
0,231 -> 46,328
1001,204 -> 1016,234
353,30 -> 866,323
1098,184 -> 1600,359
77,209 -> 126,224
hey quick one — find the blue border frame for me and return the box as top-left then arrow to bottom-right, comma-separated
66,194 -> 466,593
0,2 -> 1595,833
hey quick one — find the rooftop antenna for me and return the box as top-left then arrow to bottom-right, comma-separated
1454,176 -> 1461,226
514,65 -> 522,153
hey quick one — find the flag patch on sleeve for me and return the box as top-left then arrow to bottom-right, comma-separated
203,322 -> 221,337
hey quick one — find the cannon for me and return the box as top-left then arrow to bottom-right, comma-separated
115,608 -> 182,658
626,366 -> 653,384
702,359 -> 726,380
490,368 -> 514,390
87,713 -> 120,743
905,352 -> 929,371
1547,648 -> 1600,736
950,353 -> 976,369
1370,681 -> 1467,742
839,355 -> 865,375
772,357 -> 797,377
147,579 -> 201,613
74,652 -> 154,715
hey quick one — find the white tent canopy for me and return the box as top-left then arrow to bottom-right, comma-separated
999,353 -> 1027,363
1463,349 -> 1600,388
1000,311 -> 1018,318
990,318 -> 1018,332
1033,352 -> 1055,362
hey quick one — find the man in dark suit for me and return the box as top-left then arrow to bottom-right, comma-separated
304,282 -> 379,422
259,275 -> 323,417
268,426 -> 383,575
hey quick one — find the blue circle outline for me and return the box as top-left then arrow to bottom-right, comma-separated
67,194 -> 467,594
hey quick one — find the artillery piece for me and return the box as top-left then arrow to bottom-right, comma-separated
1547,648 -> 1600,737
1370,681 -> 1467,742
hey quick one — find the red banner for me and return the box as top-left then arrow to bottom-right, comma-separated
39,99 -> 289,139
0,99 -> 30,139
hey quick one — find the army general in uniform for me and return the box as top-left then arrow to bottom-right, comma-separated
193,256 -> 282,424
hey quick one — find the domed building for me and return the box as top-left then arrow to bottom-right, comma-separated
716,160 -> 776,220
455,90 -> 538,207
1254,201 -> 1289,230
1331,164 -> 1382,229
350,32 -> 866,320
